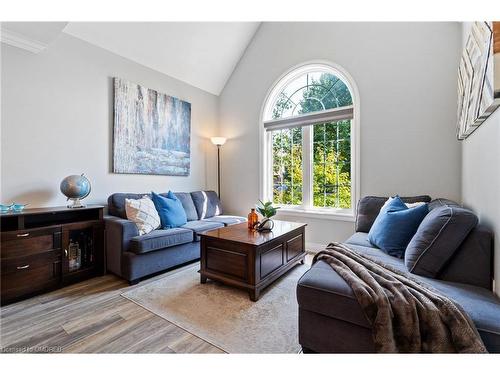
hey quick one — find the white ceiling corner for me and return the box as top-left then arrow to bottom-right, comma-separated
1,22 -> 68,53
63,22 -> 260,95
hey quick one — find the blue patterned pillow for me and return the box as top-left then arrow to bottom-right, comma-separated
367,196 -> 429,258
151,191 -> 187,229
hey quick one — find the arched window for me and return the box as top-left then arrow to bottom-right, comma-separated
261,62 -> 359,217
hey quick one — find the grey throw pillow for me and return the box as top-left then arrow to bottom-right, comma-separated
355,195 -> 432,233
405,204 -> 478,278
190,191 -> 222,219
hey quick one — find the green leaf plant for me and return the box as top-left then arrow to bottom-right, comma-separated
256,200 -> 280,219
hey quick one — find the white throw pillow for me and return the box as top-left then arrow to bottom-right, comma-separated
382,196 -> 426,210
125,196 -> 160,235
405,202 -> 426,208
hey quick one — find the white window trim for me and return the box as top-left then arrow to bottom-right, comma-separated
263,105 -> 354,131
258,60 -> 360,220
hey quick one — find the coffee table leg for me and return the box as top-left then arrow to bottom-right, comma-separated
249,289 -> 260,302
200,274 -> 207,284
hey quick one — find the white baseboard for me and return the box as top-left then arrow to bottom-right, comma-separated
305,242 -> 327,253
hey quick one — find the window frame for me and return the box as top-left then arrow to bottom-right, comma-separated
259,61 -> 360,221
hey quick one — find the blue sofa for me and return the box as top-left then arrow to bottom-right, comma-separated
297,196 -> 500,353
105,190 -> 246,284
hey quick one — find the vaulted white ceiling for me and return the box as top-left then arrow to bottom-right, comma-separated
63,22 -> 260,95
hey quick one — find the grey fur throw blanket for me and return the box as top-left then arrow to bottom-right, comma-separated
313,243 -> 487,353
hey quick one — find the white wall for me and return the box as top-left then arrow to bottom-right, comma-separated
1,23 -> 466,252
218,22 -> 462,246
460,23 -> 500,294
1,33 -> 219,207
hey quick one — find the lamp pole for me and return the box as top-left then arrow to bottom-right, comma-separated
210,137 -> 226,199
217,144 -> 221,199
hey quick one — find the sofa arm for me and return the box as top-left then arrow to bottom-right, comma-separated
104,215 -> 139,277
355,195 -> 432,233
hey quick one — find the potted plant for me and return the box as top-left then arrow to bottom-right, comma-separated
255,200 -> 280,232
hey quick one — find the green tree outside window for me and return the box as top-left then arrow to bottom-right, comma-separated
271,72 -> 352,209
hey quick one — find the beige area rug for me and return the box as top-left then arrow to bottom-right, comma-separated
121,262 -> 310,353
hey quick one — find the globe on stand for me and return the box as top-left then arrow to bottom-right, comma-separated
60,174 -> 91,208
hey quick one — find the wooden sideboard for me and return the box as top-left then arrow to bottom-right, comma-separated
0,205 -> 105,305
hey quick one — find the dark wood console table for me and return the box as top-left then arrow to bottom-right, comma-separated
199,220 -> 306,301
0,205 -> 105,305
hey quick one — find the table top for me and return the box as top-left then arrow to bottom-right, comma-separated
0,204 -> 104,217
199,220 -> 306,246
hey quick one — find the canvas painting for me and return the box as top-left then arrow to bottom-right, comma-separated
113,77 -> 191,175
456,22 -> 500,140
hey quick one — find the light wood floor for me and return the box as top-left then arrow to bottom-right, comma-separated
1,254 -> 314,354
0,266 -> 224,354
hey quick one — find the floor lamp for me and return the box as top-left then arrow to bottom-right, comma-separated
210,137 -> 227,198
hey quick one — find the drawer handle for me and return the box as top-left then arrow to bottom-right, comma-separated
17,233 -> 30,237
16,265 -> 30,270
64,249 -> 68,257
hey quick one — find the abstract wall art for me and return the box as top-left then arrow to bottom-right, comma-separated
113,77 -> 191,175
457,22 -> 500,140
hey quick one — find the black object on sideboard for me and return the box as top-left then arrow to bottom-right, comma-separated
0,205 -> 105,305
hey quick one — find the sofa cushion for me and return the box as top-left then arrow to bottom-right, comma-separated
344,236 -> 408,272
181,220 -> 224,241
344,232 -> 373,248
108,191 -> 197,220
173,192 -> 198,221
129,228 -> 194,254
204,215 -> 247,226
355,195 -> 432,233
428,198 -> 461,211
438,225 -> 493,289
425,279 -> 500,353
151,191 -> 187,229
297,239 -> 409,329
367,197 -> 429,258
297,252 -> 500,353
297,259 -> 371,328
191,190 -> 222,219
347,228 -> 494,290
108,193 -> 148,219
405,204 -> 478,278
124,196 -> 161,235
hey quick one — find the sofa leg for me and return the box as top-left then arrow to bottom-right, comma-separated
129,279 -> 139,286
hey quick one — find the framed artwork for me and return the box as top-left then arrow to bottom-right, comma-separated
457,22 -> 500,140
113,77 -> 191,175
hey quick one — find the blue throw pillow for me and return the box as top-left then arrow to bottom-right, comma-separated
367,196 -> 429,258
150,191 -> 187,229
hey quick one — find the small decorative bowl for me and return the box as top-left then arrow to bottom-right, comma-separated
10,203 -> 28,212
0,204 -> 12,213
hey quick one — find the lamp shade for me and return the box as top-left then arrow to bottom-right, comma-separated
210,137 -> 227,146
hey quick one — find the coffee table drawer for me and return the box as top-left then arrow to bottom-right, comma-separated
206,246 -> 247,280
286,233 -> 304,261
199,220 -> 306,301
260,244 -> 284,278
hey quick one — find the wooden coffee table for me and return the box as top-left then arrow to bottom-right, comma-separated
199,220 -> 306,301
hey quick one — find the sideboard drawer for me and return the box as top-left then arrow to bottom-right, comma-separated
0,205 -> 104,305
1,227 -> 61,258
1,250 -> 62,304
